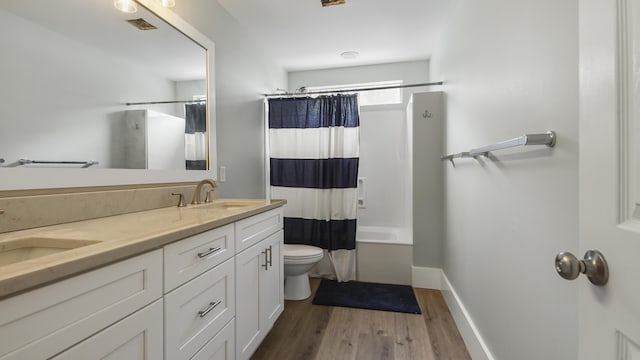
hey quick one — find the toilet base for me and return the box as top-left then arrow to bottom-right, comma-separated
284,273 -> 311,300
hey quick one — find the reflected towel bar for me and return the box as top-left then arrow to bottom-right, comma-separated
3,159 -> 99,168
441,130 -> 556,162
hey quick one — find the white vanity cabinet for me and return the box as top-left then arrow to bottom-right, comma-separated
0,249 -> 163,360
235,208 -> 284,360
0,205 -> 285,360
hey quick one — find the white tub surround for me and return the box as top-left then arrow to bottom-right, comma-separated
356,226 -> 413,285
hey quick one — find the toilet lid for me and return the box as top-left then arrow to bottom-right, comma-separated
283,244 -> 324,259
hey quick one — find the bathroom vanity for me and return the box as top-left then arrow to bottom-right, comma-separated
0,198 -> 285,360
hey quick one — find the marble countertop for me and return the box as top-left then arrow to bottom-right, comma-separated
0,198 -> 286,299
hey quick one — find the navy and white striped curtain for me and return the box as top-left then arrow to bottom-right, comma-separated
269,95 -> 359,279
185,103 -> 207,170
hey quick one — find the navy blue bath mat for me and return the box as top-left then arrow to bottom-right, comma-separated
312,280 -> 422,314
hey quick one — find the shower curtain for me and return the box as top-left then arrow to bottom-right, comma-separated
185,103 -> 207,170
268,94 -> 360,282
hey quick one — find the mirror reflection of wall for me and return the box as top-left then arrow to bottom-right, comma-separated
0,0 -> 207,170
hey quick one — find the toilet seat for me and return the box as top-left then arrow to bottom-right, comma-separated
283,244 -> 324,260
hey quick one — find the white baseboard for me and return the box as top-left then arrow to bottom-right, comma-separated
440,272 -> 495,360
411,266 -> 443,289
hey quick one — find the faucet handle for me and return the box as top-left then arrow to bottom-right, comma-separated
205,189 -> 215,203
171,192 -> 186,207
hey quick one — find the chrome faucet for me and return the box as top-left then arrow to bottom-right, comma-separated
191,179 -> 218,205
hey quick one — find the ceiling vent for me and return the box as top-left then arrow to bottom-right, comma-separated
126,18 -> 158,31
321,0 -> 346,7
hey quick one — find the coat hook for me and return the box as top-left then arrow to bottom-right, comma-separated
422,110 -> 433,118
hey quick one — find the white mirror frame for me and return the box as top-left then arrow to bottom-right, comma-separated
0,0 -> 216,191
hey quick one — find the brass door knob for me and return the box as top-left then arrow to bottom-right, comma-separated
555,250 -> 609,286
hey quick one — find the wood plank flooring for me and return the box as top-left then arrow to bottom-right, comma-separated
252,278 -> 471,360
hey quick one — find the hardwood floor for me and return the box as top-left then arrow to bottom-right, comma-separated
252,278 -> 471,360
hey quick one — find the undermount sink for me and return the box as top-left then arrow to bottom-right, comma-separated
0,237 -> 100,267
186,200 -> 258,211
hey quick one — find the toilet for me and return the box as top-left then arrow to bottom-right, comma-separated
283,244 -> 324,300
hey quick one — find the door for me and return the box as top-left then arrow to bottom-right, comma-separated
579,0 -> 640,358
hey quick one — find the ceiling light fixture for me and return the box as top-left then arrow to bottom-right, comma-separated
321,0 -> 346,7
114,0 -> 138,13
161,0 -> 175,8
341,51 -> 359,59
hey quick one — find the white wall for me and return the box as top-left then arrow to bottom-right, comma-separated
357,109 -> 410,228
173,0 -> 287,198
411,92 -> 444,269
289,60 -> 430,107
430,0 -> 579,359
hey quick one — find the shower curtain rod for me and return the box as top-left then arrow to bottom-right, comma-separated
262,81 -> 444,97
125,99 -> 206,106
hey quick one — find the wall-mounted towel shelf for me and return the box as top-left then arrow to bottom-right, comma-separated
441,131 -> 556,163
440,151 -> 475,161
3,159 -> 99,168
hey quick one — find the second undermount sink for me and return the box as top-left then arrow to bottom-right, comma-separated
186,200 -> 260,211
0,237 -> 100,267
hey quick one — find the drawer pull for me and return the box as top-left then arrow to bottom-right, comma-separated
267,245 -> 273,268
197,247 -> 222,258
198,300 -> 222,318
262,249 -> 269,270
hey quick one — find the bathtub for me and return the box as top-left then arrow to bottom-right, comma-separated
356,226 -> 413,285
356,226 -> 413,245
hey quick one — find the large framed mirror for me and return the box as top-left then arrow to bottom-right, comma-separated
0,0 -> 216,190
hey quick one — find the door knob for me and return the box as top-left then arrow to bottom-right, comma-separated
555,250 -> 609,286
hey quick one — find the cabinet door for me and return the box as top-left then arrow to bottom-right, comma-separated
51,299 -> 163,360
260,230 -> 283,331
235,230 -> 284,360
235,241 -> 265,360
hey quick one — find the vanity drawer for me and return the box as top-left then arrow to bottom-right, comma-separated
51,299 -> 164,360
0,249 -> 162,360
190,319 -> 235,360
164,223 -> 235,292
235,208 -> 283,253
165,257 -> 235,360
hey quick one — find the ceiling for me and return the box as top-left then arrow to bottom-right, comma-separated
217,0 -> 451,72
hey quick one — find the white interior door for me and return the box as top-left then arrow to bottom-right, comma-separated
579,0 -> 640,359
